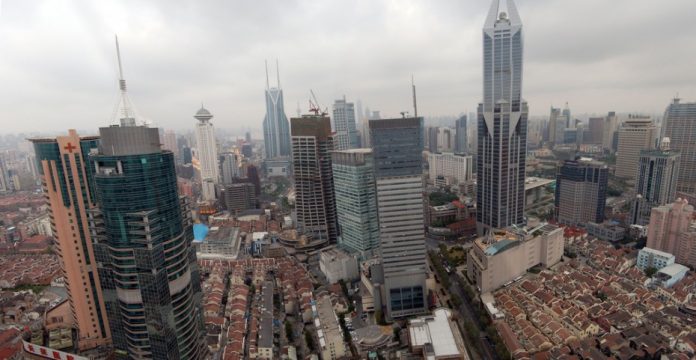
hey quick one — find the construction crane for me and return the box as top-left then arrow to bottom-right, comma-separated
308,89 -> 327,116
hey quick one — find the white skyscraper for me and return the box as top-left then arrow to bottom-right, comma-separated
332,97 -> 359,150
195,106 -> 218,201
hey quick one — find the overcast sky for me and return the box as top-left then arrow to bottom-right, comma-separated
1,0 -> 695,135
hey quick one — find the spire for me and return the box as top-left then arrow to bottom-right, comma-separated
411,75 -> 418,118
275,59 -> 281,88
484,0 -> 522,29
265,60 -> 270,90
114,35 -> 136,127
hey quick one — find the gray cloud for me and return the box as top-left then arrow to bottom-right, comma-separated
0,0 -> 694,135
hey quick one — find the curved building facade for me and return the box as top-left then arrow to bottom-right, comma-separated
88,125 -> 206,360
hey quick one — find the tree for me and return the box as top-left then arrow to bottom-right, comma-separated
644,266 -> 658,278
285,321 -> 293,342
304,331 -> 315,351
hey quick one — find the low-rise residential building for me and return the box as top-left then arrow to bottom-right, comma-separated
637,247 -> 675,271
467,224 -> 564,293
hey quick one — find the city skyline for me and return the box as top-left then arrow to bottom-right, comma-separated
1,0 -> 696,133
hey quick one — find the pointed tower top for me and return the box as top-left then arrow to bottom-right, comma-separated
484,0 -> 522,29
265,60 -> 270,90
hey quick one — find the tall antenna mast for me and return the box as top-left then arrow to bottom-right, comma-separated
411,75 -> 418,118
265,59 -> 270,90
114,35 -> 136,126
276,59 -> 281,88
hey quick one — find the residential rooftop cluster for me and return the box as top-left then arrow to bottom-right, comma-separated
491,237 -> 696,359
0,254 -> 60,288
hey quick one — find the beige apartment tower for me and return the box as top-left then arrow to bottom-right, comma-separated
31,130 -> 111,351
615,116 -> 657,179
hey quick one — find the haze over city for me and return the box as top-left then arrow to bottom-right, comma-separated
1,0 -> 696,133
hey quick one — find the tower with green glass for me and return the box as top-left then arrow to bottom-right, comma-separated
87,125 -> 207,360
331,148 -> 380,259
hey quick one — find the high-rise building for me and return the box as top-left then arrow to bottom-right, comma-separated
245,131 -> 252,143
630,138 -> 680,225
615,116 -> 656,179
548,106 -> 566,145
662,98 -> 696,196
426,126 -> 439,153
182,146 -> 192,165
555,158 -> 608,226
588,117 -> 604,145
0,157 -> 9,192
477,0 -> 527,234
241,143 -> 253,159
427,152 -> 473,185
291,114 -> 338,244
162,129 -> 178,158
222,182 -> 257,214
332,97 -> 359,150
194,106 -> 218,201
436,127 -> 455,153
88,125 -> 207,360
262,62 -> 291,159
246,164 -> 261,196
454,115 -> 468,154
370,117 -> 426,319
219,152 -> 239,185
31,130 -> 111,352
331,149 -> 380,259
603,111 -> 619,151
647,198 -> 694,260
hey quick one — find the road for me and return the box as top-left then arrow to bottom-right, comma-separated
427,242 -> 499,360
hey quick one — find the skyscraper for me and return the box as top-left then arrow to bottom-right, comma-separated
31,130 -> 111,352
587,117 -> 604,145
262,62 -> 291,159
630,138 -> 680,225
194,106 -> 218,201
426,126 -> 439,153
603,111 -> 619,151
662,98 -> 696,196
370,117 -> 426,319
555,158 -> 608,226
291,114 -> 338,244
477,0 -> 527,234
331,149 -> 380,259
88,125 -> 207,360
219,152 -> 239,185
454,115 -> 468,154
162,129 -> 179,158
332,97 -> 359,150
615,116 -> 656,179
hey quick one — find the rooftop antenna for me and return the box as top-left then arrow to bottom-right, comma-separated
114,35 -> 136,126
276,59 -> 281,88
264,60 -> 270,90
411,75 -> 418,118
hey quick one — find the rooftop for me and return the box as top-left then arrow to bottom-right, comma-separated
408,308 -> 465,358
657,263 -> 689,278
